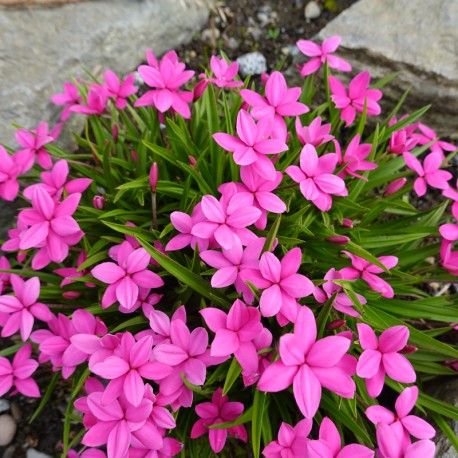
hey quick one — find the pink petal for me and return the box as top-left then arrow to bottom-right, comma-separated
91,263 -> 125,284
92,356 -> 130,379
356,349 -> 382,379
200,308 -> 227,332
209,424 -> 228,453
293,364 -> 321,419
107,421 -> 131,458
259,284 -> 282,317
357,323 -> 378,350
382,352 -> 416,383
211,329 -> 239,357
404,440 -> 436,458
365,405 -> 395,425
379,326 -> 409,353
366,364 -> 385,398
296,39 -> 322,57
257,360 -> 297,392
402,415 -> 435,439
124,369 -> 145,406
116,276 -> 139,310
307,336 -> 351,368
395,386 -> 418,418
279,333 -> 306,366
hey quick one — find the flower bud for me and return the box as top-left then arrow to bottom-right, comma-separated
131,150 -> 138,162
399,344 -> 417,355
327,235 -> 350,245
63,291 -> 82,300
112,124 -> 119,142
149,162 -> 158,193
193,79 -> 209,101
326,319 -> 346,330
384,177 -> 407,196
342,218 -> 353,228
189,156 -> 197,167
93,195 -> 105,210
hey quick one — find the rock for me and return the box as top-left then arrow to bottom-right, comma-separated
304,1 -> 321,21
428,379 -> 458,457
0,200 -> 20,240
236,52 -> 267,77
0,0 -> 209,150
248,26 -> 263,41
0,398 -> 10,413
201,27 -> 220,44
317,0 -> 458,137
0,414 -> 16,446
26,449 -> 52,458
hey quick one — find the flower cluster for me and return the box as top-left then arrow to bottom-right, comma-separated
0,36 -> 456,458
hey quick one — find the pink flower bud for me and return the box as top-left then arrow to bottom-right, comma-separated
93,195 -> 105,210
260,72 -> 270,85
112,124 -> 119,142
63,291 -> 82,299
326,319 -> 346,330
189,155 -> 197,167
342,218 -> 353,228
193,79 -> 209,101
149,162 -> 158,192
131,150 -> 138,162
327,235 -> 350,245
399,344 -> 417,355
384,177 -> 407,196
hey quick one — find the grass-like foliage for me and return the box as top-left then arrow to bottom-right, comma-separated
0,38 -> 457,458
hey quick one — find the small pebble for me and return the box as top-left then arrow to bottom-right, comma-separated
304,0 -> 322,20
248,26 -> 263,41
0,414 -> 17,446
200,27 -> 220,44
226,37 -> 239,50
27,449 -> 53,458
236,52 -> 267,77
0,398 -> 10,413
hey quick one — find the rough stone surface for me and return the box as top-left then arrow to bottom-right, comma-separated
304,1 -> 321,21
429,379 -> 458,457
237,52 -> 267,77
316,0 -> 458,137
0,414 -> 16,446
0,398 -> 10,414
26,449 -> 52,458
0,0 -> 209,149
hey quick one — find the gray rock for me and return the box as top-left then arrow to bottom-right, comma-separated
429,379 -> 458,457
317,0 -> 458,137
304,1 -> 321,21
237,52 -> 267,77
0,0 -> 209,150
26,449 -> 52,458
0,414 -> 16,446
0,398 -> 10,413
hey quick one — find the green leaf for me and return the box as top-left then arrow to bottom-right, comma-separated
137,238 -> 230,308
29,372 -> 60,423
262,214 -> 281,253
209,407 -> 253,429
0,343 -> 25,357
222,358 -> 242,396
110,316 -> 148,332
431,413 -> 458,452
252,390 -> 267,458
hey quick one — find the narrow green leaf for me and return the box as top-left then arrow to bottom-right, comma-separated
252,390 -> 267,458
209,407 -> 253,429
431,413 -> 458,453
222,358 -> 242,396
29,372 -> 60,423
262,214 -> 281,253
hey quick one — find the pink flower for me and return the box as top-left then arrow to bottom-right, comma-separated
439,208 -> 458,275
295,116 -> 334,148
136,50 -> 194,119
356,324 -> 416,398
54,250 -> 95,290
190,387 -> 247,453
205,55 -> 243,88
340,250 -> 398,298
0,256 -> 11,293
297,36 -> 352,76
201,299 -> 264,374
0,343 -> 40,397
1,219 -> 28,263
286,144 -> 347,212
403,151 -> 452,197
146,306 -> 186,345
191,188 -> 261,250
18,187 -> 83,269
71,84 -> 108,116
31,309 -> 107,379
91,241 -> 164,310
255,247 -> 314,323
220,168 -> 286,230
240,71 -> 309,141
200,237 -> 266,303
103,70 -> 138,109
0,146 -> 21,201
91,332 -> 172,406
263,419 -> 312,457
413,122 -> 456,159
334,134 -> 377,180
15,121 -> 56,170
0,275 -> 52,341
258,306 -> 356,418
329,72 -> 382,126
153,319 -> 224,410
242,328 -> 273,386
306,417 -> 374,458
213,109 -> 288,181
23,159 -> 92,201
367,386 -> 435,457
51,81 -> 83,121
376,423 -> 435,458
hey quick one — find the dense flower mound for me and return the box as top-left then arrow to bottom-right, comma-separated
0,36 -> 457,458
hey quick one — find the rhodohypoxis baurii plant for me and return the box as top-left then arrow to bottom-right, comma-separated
0,36 -> 457,458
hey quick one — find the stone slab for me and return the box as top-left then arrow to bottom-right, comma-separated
316,0 -> 458,138
0,0 -> 208,149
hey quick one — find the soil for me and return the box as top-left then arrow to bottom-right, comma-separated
0,1 -> 359,456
